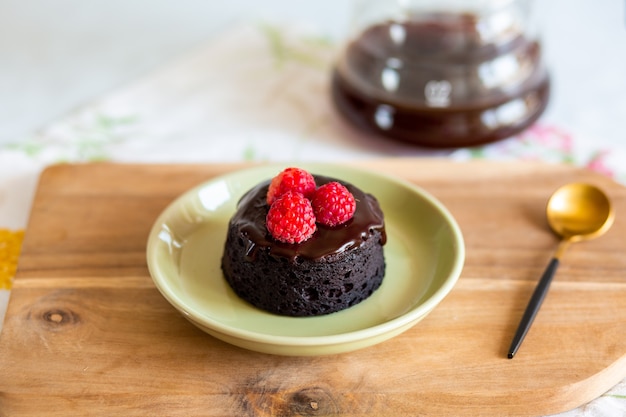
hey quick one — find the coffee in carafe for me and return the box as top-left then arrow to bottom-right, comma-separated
331,0 -> 550,148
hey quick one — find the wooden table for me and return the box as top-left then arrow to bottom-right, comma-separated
1,160 -> 624,416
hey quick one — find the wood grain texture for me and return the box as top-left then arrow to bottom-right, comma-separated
0,160 -> 624,417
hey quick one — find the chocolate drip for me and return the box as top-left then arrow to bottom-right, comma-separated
231,175 -> 386,262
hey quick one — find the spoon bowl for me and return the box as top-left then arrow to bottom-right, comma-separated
547,183 -> 614,242
508,183 -> 614,359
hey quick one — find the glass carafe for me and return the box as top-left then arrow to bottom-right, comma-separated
331,0 -> 550,148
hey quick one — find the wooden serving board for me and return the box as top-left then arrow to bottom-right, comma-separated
1,160 -> 625,417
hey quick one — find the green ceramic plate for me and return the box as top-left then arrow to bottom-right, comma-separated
146,163 -> 464,356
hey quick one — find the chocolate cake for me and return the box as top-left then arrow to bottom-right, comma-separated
220,174 -> 386,317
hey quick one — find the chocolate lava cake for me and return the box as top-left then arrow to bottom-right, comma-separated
220,172 -> 386,317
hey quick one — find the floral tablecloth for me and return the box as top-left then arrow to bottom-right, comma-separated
0,23 -> 624,416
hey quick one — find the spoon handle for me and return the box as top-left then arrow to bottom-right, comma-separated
507,257 -> 560,359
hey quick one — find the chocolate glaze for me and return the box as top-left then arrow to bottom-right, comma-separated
230,175 -> 386,262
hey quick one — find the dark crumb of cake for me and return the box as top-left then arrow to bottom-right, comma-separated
222,227 -> 386,316
220,173 -> 386,317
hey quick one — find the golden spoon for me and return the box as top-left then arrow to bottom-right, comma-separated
507,183 -> 614,359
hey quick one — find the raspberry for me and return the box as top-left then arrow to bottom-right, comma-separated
266,191 -> 317,244
266,167 -> 316,205
312,182 -> 356,227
